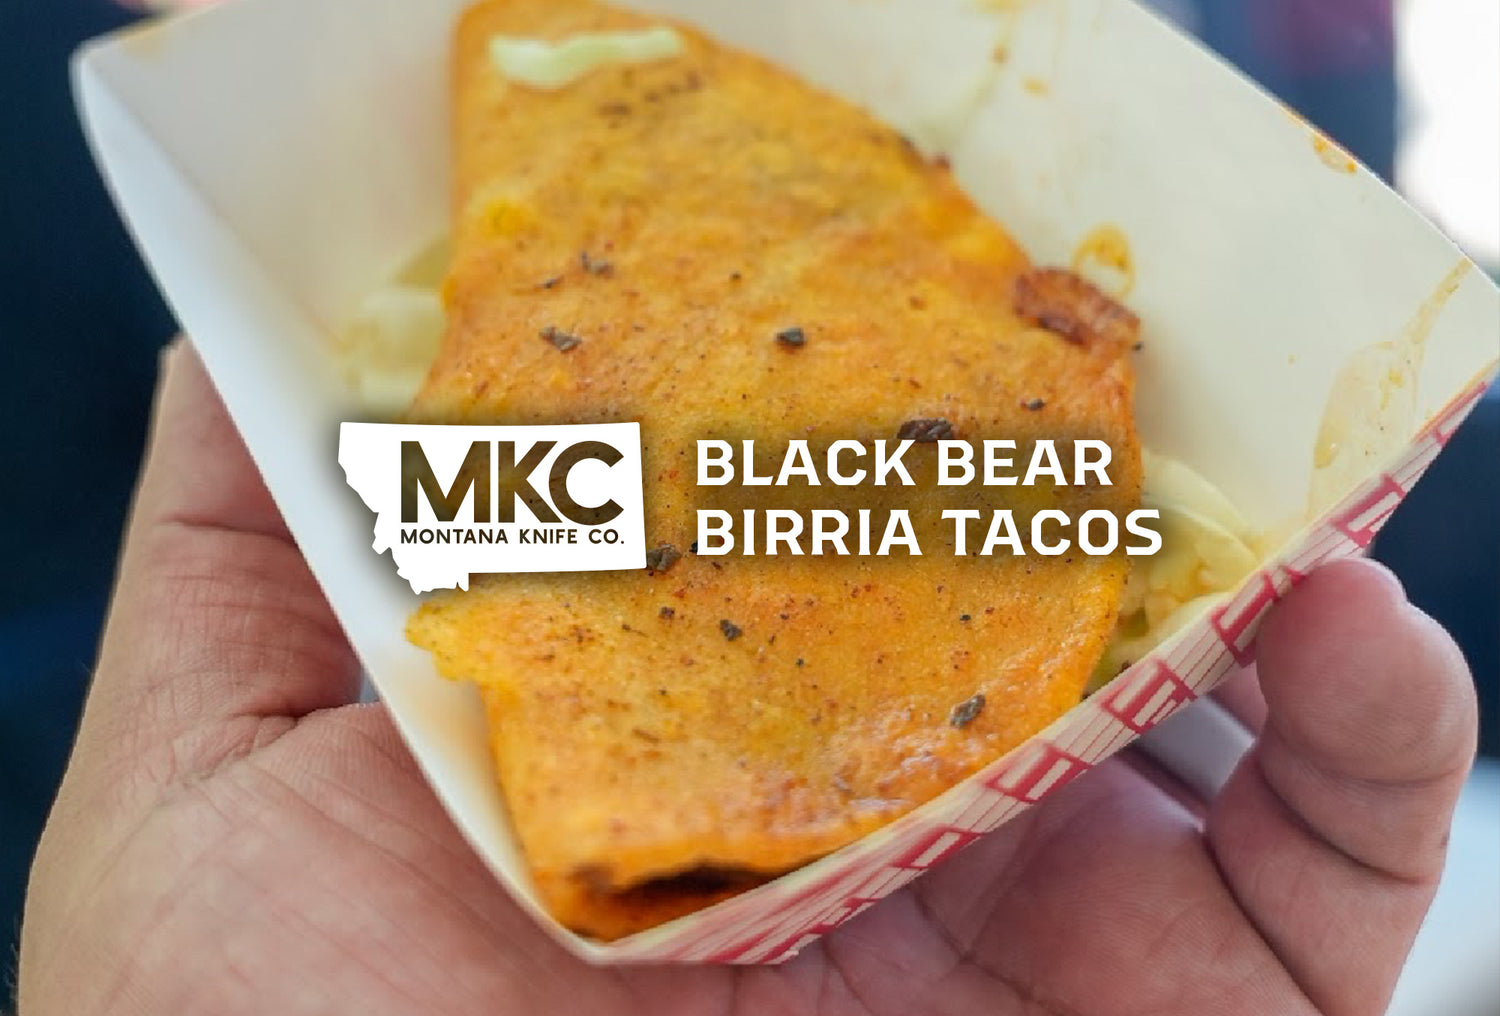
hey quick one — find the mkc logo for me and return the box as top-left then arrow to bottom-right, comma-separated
340,423 -> 646,594
401,439 -> 626,528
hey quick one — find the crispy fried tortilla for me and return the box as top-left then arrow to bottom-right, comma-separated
407,0 -> 1142,940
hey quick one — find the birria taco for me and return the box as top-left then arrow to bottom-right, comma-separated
404,0 -> 1144,940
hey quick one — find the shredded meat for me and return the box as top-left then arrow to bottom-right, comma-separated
1013,267 -> 1140,351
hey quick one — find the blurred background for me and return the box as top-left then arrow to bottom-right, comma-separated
0,0 -> 1495,1011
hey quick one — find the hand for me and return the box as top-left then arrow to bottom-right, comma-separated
18,342 -> 1475,1016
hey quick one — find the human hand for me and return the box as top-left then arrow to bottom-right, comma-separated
17,342 -> 1476,1016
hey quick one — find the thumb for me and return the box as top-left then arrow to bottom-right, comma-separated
1208,558 -> 1476,1016
73,340 -> 361,785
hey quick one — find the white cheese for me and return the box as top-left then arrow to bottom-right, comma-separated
1092,450 -> 1260,689
489,28 -> 685,91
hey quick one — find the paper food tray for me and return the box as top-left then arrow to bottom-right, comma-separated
74,0 -> 1499,963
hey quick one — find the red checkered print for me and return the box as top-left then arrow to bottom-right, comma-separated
891,826 -> 983,869
1418,374 -> 1490,447
986,740 -> 1091,803
1099,660 -> 1197,732
1329,473 -> 1406,549
1210,571 -> 1281,666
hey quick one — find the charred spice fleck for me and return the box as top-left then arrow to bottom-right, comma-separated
645,544 -> 682,574
949,694 -> 986,729
897,418 -> 955,442
540,326 -> 582,352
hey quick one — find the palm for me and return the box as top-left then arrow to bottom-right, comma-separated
71,707 -> 1290,1016
19,347 -> 1474,1016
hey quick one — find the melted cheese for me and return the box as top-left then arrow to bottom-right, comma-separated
489,28 -> 683,90
1090,449 -> 1259,688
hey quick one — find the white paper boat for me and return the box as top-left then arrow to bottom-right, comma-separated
74,0 -> 1499,963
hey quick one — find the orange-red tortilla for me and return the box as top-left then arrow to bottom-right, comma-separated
407,0 -> 1142,940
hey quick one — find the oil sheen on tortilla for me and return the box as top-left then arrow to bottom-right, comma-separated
407,0 -> 1143,941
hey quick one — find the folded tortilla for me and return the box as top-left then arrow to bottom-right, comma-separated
408,0 -> 1142,940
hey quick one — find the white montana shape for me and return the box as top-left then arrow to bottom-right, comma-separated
339,422 -> 647,594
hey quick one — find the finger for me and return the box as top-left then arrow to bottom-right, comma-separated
825,759 -> 1314,1016
1211,663 -> 1268,733
77,341 -> 361,778
1208,558 -> 1476,1016
1132,694 -> 1254,806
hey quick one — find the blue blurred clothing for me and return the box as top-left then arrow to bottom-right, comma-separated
1,0 -> 173,976
1196,0 -> 1396,181
0,597 -> 106,952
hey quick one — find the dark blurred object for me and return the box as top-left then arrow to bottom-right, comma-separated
1204,0 -> 1397,180
1373,393 -> 1500,756
1156,0 -> 1398,182
0,0 -> 174,604
0,0 -> 174,978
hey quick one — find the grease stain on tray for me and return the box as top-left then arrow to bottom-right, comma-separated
1283,104 -> 1359,175
1308,259 -> 1471,516
1311,134 -> 1357,174
1072,224 -> 1135,299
